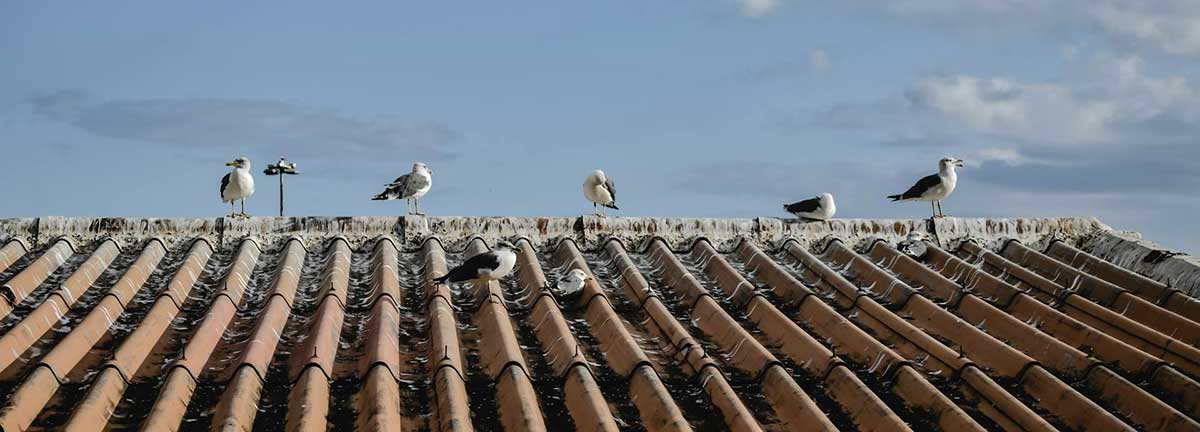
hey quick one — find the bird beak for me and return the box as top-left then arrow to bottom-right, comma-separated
955,160 -> 965,167
225,161 -> 237,166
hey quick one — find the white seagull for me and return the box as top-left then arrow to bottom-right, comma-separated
583,169 -> 619,217
783,193 -> 836,221
888,157 -> 964,218
434,241 -> 518,286
372,162 -> 433,215
220,157 -> 255,218
555,268 -> 591,299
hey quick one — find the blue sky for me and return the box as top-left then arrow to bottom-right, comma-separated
2,1 -> 1198,252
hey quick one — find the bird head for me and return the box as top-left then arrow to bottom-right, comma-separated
939,157 -> 964,170
413,162 -> 432,175
495,240 -> 517,251
226,157 -> 251,169
567,268 -> 592,282
820,192 -> 834,203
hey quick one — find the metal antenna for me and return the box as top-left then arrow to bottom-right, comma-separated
264,157 -> 300,216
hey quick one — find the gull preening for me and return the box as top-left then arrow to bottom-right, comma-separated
888,157 -> 964,218
583,169 -> 619,217
220,157 -> 255,218
555,268 -> 591,300
784,193 -> 836,221
372,162 -> 433,215
434,241 -> 518,286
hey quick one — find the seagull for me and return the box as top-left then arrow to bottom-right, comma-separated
783,193 -> 836,221
583,169 -> 618,217
555,268 -> 591,300
898,231 -> 930,258
372,162 -> 433,215
888,157 -> 964,218
433,241 -> 518,286
220,157 -> 255,218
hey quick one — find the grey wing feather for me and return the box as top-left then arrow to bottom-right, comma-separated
603,177 -> 616,202
373,174 -> 411,200
405,173 -> 430,196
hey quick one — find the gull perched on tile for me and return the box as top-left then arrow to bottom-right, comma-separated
583,169 -> 619,217
220,157 -> 255,218
372,162 -> 433,215
555,268 -> 591,300
888,157 -> 964,218
434,241 -> 517,286
784,193 -> 836,221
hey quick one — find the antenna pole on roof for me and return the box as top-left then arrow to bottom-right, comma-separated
264,157 -> 300,217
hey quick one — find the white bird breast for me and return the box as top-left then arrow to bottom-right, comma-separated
223,168 -> 256,202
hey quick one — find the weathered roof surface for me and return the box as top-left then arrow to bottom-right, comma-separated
0,215 -> 1197,431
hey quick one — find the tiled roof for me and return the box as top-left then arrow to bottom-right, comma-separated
0,216 -> 1198,431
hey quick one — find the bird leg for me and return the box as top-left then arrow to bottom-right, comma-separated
930,201 -> 936,219
938,201 -> 945,218
414,198 -> 424,216
240,199 -> 250,218
405,199 -> 412,215
230,201 -> 237,218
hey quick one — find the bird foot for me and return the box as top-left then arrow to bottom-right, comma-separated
413,212 -> 425,216
594,213 -> 607,218
240,213 -> 252,219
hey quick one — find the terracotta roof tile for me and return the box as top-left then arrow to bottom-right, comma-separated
0,216 -> 1199,431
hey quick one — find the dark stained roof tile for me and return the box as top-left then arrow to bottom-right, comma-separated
0,216 -> 1197,431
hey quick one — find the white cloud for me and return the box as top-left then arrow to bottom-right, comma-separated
853,0 -> 1200,56
739,0 -> 781,19
808,49 -> 830,71
907,55 -> 1199,148
973,147 -> 1056,167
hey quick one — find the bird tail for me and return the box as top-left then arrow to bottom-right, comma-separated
371,193 -> 388,201
887,194 -> 903,201
603,203 -> 619,210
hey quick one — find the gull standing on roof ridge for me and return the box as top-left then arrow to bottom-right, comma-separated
583,169 -> 619,218
372,162 -> 433,215
220,157 -> 255,218
888,157 -> 964,218
784,193 -> 836,221
434,241 -> 518,286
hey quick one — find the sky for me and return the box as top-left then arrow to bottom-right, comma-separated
1,1 -> 1198,252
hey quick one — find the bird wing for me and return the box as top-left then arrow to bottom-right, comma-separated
784,197 -> 821,214
461,252 -> 502,277
373,174 -> 412,200
404,173 -> 430,196
603,177 -> 616,202
899,174 -> 941,199
219,172 -> 231,201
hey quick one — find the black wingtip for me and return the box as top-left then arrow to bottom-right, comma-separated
604,203 -> 619,210
886,194 -> 902,201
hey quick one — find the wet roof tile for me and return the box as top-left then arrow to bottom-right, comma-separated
0,216 -> 1199,431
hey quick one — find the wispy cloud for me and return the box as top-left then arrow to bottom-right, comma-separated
738,0 -> 781,19
27,90 -> 459,161
850,0 -> 1200,56
906,55 -> 1199,148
